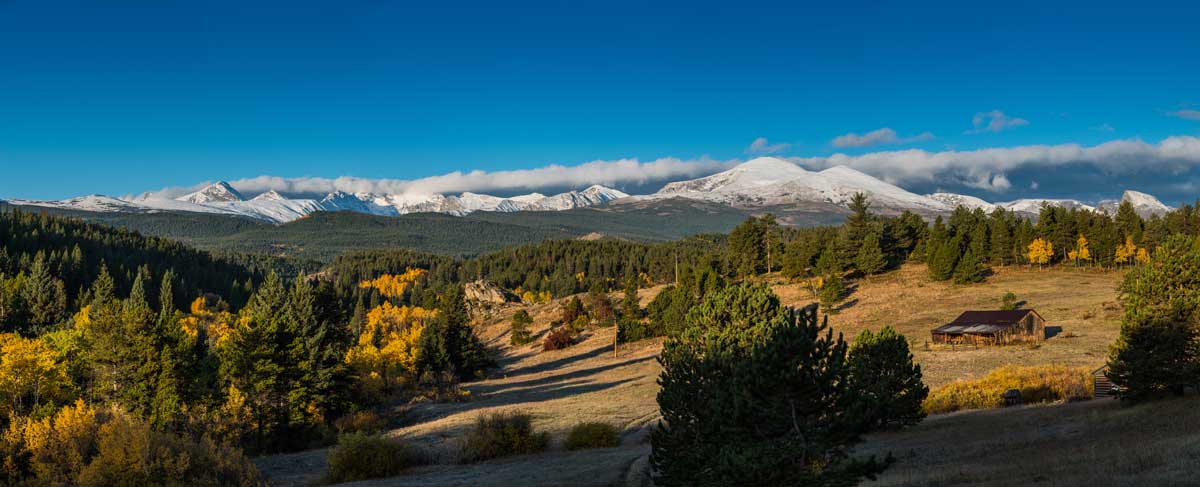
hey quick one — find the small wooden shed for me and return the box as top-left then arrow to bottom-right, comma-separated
931,309 -> 1046,345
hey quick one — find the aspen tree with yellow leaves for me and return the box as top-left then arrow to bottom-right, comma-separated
1026,238 -> 1054,269
1114,235 -> 1137,267
345,302 -> 437,395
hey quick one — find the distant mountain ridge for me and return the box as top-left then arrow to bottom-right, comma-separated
8,183 -> 630,224
6,157 -> 1174,224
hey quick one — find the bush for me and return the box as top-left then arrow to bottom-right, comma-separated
618,319 -> 655,343
1000,291 -> 1018,310
458,412 -> 548,463
542,328 -> 574,351
334,410 -> 386,434
923,365 -> 1092,414
564,422 -> 620,450
324,433 -> 416,484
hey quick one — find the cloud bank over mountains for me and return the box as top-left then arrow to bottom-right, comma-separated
135,136 -> 1200,205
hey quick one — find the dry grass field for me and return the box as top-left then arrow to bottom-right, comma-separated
257,265 -> 1135,486
771,264 -> 1125,388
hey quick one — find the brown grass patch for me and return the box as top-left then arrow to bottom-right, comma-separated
923,364 -> 1093,414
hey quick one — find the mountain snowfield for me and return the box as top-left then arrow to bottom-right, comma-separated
5,157 -> 1173,223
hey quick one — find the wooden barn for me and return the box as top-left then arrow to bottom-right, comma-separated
931,309 -> 1046,345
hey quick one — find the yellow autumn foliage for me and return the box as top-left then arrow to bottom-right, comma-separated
358,268 -> 427,298
1026,238 -> 1054,266
0,333 -> 74,417
1136,247 -> 1151,265
178,296 -> 235,346
1114,235 -> 1137,265
345,302 -> 436,393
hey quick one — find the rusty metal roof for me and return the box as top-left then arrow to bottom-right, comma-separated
931,309 -> 1043,335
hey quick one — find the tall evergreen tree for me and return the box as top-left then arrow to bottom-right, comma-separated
856,232 -> 887,275
22,253 -> 66,334
728,217 -> 766,277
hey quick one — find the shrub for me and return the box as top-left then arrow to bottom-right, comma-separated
1000,292 -> 1018,310
923,365 -> 1092,414
324,433 -> 416,484
334,410 -> 386,434
564,422 -> 619,450
458,412 -> 548,463
618,319 -> 654,343
542,328 -> 574,351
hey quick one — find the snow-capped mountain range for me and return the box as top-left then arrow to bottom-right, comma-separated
4,157 -> 1174,223
6,184 -> 630,224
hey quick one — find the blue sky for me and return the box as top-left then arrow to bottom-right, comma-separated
2,0 -> 1199,202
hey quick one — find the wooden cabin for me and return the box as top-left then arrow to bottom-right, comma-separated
931,309 -> 1046,345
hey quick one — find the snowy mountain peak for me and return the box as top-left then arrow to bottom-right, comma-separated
1122,190 -> 1170,212
926,193 -> 998,212
581,185 -> 629,198
177,181 -> 244,204
252,190 -> 285,201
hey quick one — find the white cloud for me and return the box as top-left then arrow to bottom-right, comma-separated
965,110 -> 1029,134
830,128 -> 935,148
745,137 -> 791,155
790,136 -> 1200,193
136,157 -> 738,199
132,136 -> 1200,200
1030,180 -> 1039,190
1169,109 -> 1200,121
1090,123 -> 1115,132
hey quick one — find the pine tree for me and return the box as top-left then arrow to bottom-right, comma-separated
927,237 -> 959,281
988,211 -> 1013,265
856,232 -> 887,275
1107,235 -> 1200,401
653,285 -> 887,486
417,286 -> 493,383
953,249 -> 985,284
820,274 -> 845,313
848,327 -> 927,430
287,275 -> 348,430
510,309 -> 533,346
621,276 -> 640,321
22,252 -> 66,334
728,217 -> 767,277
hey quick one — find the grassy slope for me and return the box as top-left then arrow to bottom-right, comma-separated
859,396 -> 1200,487
257,265 -> 1142,486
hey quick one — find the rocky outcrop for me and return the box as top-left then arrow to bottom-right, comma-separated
463,280 -> 517,305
